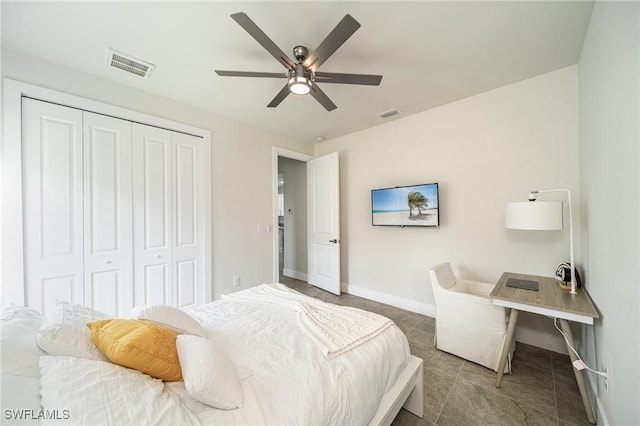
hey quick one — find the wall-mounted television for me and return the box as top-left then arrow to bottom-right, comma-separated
371,183 -> 439,227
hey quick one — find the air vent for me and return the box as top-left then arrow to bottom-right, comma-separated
377,108 -> 401,119
107,48 -> 155,79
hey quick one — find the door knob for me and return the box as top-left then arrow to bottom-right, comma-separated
155,254 -> 162,259
329,239 -> 339,243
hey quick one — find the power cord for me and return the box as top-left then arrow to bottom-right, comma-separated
553,318 -> 608,378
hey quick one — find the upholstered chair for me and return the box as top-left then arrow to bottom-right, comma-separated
429,262 -> 514,373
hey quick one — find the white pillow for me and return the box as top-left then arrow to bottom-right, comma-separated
176,335 -> 244,409
131,304 -> 204,337
0,304 -> 45,377
37,301 -> 110,360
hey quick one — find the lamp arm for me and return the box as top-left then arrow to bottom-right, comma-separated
535,188 -> 576,294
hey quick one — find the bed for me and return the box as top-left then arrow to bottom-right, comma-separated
1,283 -> 423,425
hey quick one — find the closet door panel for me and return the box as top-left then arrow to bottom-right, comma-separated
83,112 -> 133,317
22,98 -> 84,315
89,270 -> 119,315
176,260 -> 196,307
175,143 -> 196,246
144,264 -> 170,305
172,132 -> 204,308
133,123 -> 173,306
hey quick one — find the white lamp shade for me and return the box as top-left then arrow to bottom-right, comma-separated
505,201 -> 563,230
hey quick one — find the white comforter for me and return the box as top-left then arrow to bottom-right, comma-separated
39,356 -> 199,425
35,288 -> 410,425
222,283 -> 394,358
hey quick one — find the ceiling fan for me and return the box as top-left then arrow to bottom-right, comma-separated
215,12 -> 383,111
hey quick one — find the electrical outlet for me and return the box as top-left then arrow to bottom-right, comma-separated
233,276 -> 241,288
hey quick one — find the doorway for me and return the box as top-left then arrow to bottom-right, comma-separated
277,156 -> 308,282
272,147 -> 312,283
272,147 -> 341,295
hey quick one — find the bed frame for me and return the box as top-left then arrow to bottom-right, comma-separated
369,355 -> 424,425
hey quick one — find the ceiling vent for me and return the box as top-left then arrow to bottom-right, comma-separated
107,48 -> 155,79
377,108 -> 401,119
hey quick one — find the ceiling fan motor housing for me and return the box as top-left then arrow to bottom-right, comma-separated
293,46 -> 309,62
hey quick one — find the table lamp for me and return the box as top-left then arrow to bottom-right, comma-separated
505,189 -> 577,294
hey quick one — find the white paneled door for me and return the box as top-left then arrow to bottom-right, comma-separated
171,132 -> 204,308
83,112 -> 133,317
23,99 -> 134,316
307,152 -> 341,295
132,124 -> 204,308
22,98 -> 84,315
132,124 -> 173,307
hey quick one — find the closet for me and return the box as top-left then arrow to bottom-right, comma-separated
22,97 -> 206,316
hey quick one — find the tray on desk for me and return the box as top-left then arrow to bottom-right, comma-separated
505,278 -> 539,291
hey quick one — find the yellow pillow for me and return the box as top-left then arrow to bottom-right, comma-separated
87,319 -> 183,382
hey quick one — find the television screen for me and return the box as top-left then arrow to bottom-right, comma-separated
371,183 -> 439,227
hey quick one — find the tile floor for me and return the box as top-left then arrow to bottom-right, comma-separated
281,276 -> 592,426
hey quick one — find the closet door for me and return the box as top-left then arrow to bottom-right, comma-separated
132,124 -> 173,306
22,98 -> 84,315
132,125 -> 205,308
82,112 -> 133,316
172,132 -> 204,308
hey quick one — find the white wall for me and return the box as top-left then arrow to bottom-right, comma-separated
316,66 -> 581,352
578,1 -> 640,424
279,157 -> 307,279
1,48 -> 313,300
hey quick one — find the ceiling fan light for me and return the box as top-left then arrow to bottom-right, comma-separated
288,76 -> 311,95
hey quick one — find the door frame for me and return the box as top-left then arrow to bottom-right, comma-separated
2,78 -> 212,305
271,146 -> 313,283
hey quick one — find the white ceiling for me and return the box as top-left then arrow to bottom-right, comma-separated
1,1 -> 594,143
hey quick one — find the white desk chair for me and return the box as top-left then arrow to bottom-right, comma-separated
429,262 -> 514,373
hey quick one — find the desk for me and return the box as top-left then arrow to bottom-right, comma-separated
490,272 -> 599,424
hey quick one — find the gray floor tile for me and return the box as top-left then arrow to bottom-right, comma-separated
554,370 -> 594,426
459,360 -> 557,417
437,379 -> 559,426
422,364 -> 459,423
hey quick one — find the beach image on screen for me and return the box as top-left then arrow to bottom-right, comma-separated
372,183 -> 439,227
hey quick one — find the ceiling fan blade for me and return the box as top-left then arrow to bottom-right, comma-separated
231,12 -> 296,70
310,82 -> 337,111
215,70 -> 285,78
267,85 -> 291,108
314,72 -> 382,86
303,14 -> 361,72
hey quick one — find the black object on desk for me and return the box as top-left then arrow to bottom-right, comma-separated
505,278 -> 539,291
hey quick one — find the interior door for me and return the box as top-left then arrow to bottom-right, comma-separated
22,98 -> 84,315
307,152 -> 341,295
82,112 -> 133,317
132,123 -> 173,306
171,132 -> 204,308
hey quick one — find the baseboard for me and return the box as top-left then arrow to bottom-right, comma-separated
344,283 -> 436,317
283,269 -> 307,282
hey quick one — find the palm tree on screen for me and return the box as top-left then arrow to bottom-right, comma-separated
408,191 -> 429,216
